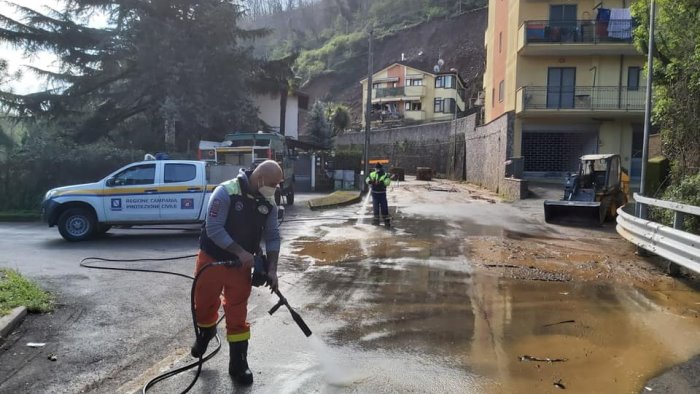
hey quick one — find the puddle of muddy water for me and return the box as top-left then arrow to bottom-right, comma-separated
303,259 -> 700,394
286,203 -> 700,393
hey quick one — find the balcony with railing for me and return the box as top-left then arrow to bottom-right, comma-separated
404,110 -> 425,121
516,86 -> 646,117
372,85 -> 426,101
518,19 -> 639,56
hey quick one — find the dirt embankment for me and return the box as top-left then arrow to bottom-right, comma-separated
302,8 -> 488,122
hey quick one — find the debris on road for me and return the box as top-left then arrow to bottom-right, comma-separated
26,343 -> 46,348
543,320 -> 576,328
554,379 -> 566,389
48,354 -> 57,361
519,355 -> 568,363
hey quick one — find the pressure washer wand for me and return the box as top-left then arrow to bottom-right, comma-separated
269,288 -> 312,337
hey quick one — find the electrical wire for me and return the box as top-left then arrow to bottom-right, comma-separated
80,255 -> 226,394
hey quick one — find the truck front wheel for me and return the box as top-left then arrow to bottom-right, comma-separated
286,188 -> 294,206
58,208 -> 97,242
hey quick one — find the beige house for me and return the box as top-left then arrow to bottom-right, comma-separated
253,91 -> 309,139
483,0 -> 645,179
360,63 -> 467,126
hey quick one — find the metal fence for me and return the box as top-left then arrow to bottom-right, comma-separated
616,193 -> 700,274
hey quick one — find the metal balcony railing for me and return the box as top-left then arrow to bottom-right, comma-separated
375,87 -> 405,98
372,86 -> 426,99
524,19 -> 634,44
519,86 -> 645,111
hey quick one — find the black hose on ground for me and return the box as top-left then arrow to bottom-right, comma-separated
80,255 -> 224,394
80,255 -> 314,393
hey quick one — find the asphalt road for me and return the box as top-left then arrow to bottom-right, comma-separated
0,192 -> 330,393
0,221 -> 206,393
1,184 -> 699,394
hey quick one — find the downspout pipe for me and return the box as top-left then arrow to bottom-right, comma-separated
618,55 -> 624,109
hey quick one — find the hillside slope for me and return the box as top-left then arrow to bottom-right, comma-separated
301,7 -> 488,122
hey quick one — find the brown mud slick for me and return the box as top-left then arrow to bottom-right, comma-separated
305,260 -> 700,394
287,177 -> 700,393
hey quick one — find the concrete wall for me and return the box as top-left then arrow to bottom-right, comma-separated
335,112 -> 527,199
335,120 -> 466,179
649,133 -> 662,157
465,111 -> 515,193
501,177 -> 529,200
599,119 -> 635,167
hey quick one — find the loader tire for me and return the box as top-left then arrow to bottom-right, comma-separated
286,186 -> 294,206
609,191 -> 627,220
598,198 -> 610,225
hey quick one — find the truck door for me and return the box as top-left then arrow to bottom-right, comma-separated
159,162 -> 205,221
103,162 -> 161,222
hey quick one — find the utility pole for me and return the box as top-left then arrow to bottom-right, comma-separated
363,29 -> 373,193
638,0 -> 656,219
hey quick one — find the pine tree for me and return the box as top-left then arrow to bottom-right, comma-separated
307,100 -> 330,147
0,1 -> 290,150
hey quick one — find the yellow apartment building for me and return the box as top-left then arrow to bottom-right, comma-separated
361,63 -> 467,126
483,0 -> 645,179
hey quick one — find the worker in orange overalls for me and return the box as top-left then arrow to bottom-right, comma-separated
191,160 -> 283,386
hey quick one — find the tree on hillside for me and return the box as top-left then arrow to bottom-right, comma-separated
631,0 -> 700,179
328,103 -> 350,136
0,1 -> 292,151
307,100 -> 330,147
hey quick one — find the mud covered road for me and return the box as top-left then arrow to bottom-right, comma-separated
285,178 -> 700,393
1,180 -> 699,394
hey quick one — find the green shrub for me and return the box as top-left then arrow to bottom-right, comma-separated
296,31 -> 366,81
333,149 -> 363,172
426,6 -> 449,20
0,134 -> 142,211
649,172 -> 700,234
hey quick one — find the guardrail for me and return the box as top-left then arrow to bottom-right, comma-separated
616,193 -> 700,274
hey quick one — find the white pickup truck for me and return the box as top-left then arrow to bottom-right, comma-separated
42,159 -> 233,241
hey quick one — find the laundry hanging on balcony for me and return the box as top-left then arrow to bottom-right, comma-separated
595,7 -> 611,38
607,8 -> 632,39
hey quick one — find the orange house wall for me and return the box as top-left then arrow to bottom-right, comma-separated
491,0 -> 508,117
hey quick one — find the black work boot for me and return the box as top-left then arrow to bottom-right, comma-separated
229,341 -> 254,385
372,216 -> 380,225
384,218 -> 391,228
191,326 -> 216,358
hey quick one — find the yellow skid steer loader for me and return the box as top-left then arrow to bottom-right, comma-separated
544,154 -> 629,225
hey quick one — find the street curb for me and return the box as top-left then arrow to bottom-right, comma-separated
0,306 -> 27,339
308,191 -> 362,210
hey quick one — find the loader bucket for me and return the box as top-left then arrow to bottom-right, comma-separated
543,200 -> 604,225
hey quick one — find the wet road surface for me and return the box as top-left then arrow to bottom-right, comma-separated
132,184 -> 700,394
2,183 -> 700,393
